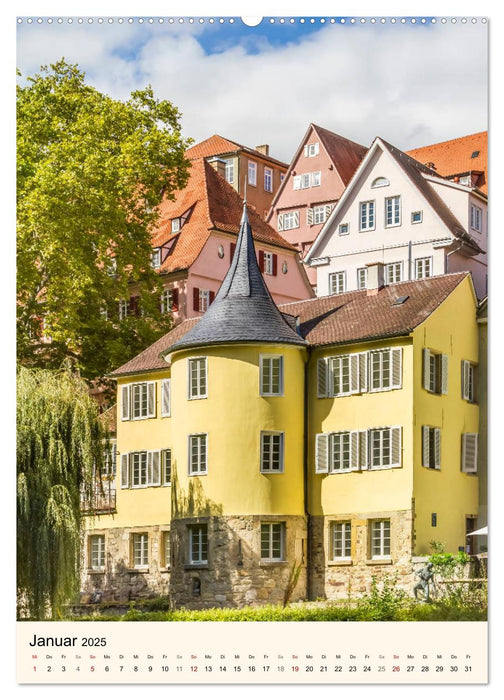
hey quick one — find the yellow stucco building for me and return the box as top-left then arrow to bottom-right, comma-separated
83,205 -> 481,607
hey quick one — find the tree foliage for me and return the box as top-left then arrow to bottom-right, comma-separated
17,60 -> 192,380
17,365 -> 108,619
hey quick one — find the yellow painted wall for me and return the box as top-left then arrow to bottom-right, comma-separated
86,370 -> 172,531
170,344 -> 307,517
308,339 -> 414,516
412,276 -> 479,554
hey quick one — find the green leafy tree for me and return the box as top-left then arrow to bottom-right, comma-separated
17,365 -> 109,619
17,60 -> 192,381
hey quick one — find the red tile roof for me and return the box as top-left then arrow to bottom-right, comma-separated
111,273 -> 471,375
185,134 -> 288,168
151,158 -> 297,274
313,124 -> 368,185
406,132 -> 487,194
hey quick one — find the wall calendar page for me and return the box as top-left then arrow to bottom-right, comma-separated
14,1 -> 492,692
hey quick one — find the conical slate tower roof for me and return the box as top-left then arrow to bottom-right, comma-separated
168,203 -> 306,353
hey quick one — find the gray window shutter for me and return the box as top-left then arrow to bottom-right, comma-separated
277,214 -> 284,231
359,430 -> 369,469
307,208 -> 314,226
441,355 -> 449,395
121,453 -> 129,488
423,349 -> 431,390
147,381 -> 156,417
434,428 -> 441,469
293,211 -> 300,227
303,145 -> 308,157
315,433 -> 329,473
391,348 -> 402,389
121,385 -> 130,421
359,352 -> 368,393
391,427 -> 402,467
162,379 -> 171,417
461,360 -> 470,400
422,426 -> 430,468
325,204 -> 334,219
350,353 -> 359,393
462,434 -> 478,473
317,358 -> 328,398
350,431 -> 359,470
149,451 -> 161,486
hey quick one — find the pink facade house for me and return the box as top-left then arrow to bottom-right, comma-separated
140,157 -> 313,324
304,137 -> 487,300
266,123 -> 367,286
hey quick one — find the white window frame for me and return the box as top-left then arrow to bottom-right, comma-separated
339,223 -> 350,236
470,204 -> 482,232
188,524 -> 208,565
260,431 -> 284,473
423,349 -> 448,395
369,426 -> 402,469
359,201 -> 375,231
415,257 -> 432,279
90,534 -> 105,570
248,160 -> 257,187
369,348 -> 402,392
151,248 -> 161,269
278,211 -> 299,231
264,167 -> 273,193
330,432 -> 352,473
163,448 -> 172,486
188,433 -> 208,475
260,522 -> 284,562
329,271 -> 346,295
260,354 -> 284,396
313,205 -> 327,225
198,289 -> 210,313
371,177 -> 390,188
171,218 -> 180,233
188,357 -> 208,399
461,360 -> 477,402
385,261 -> 402,284
132,532 -> 149,568
330,521 -> 351,561
118,298 -> 128,320
162,530 -> 171,569
161,378 -> 171,417
263,251 -> 274,276
224,158 -> 234,184
131,451 -> 148,488
385,195 -> 401,227
312,171 -> 321,187
160,289 -> 174,314
130,381 -> 156,420
357,267 -> 368,289
411,210 -> 423,224
370,520 -> 391,560
305,142 -> 319,157
422,426 -> 441,470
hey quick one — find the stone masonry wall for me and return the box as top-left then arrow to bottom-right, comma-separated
169,515 -> 308,610
309,509 -> 415,600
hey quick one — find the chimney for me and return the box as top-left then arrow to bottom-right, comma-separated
255,144 -> 270,156
207,157 -> 227,179
366,262 -> 386,295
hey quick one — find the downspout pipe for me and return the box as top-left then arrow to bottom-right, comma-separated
303,347 -> 311,601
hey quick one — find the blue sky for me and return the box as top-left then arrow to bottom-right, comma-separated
16,13 -> 488,163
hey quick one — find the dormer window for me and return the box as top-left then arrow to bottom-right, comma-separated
371,177 -> 390,188
151,248 -> 161,269
171,218 -> 181,233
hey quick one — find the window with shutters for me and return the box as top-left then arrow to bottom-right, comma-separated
359,201 -> 375,231
188,357 -> 207,399
317,352 -> 368,398
415,257 -> 432,279
188,524 -> 208,565
199,289 -> 210,312
305,142 -> 319,157
329,271 -> 346,295
423,349 -> 448,395
422,426 -> 441,470
189,434 -> 208,475
385,262 -> 402,284
369,348 -> 402,392
260,432 -> 284,473
331,356 -> 351,396
131,533 -> 149,568
330,522 -> 351,560
357,267 -> 368,289
248,160 -> 257,186
315,430 -> 369,473
161,379 -> 171,417
370,520 -> 391,559
121,451 -> 163,489
260,522 -> 284,561
461,433 -> 478,473
370,427 -> 402,469
339,223 -> 349,236
163,449 -> 172,485
264,167 -> 273,192
89,535 -> 105,570
470,204 -> 482,232
260,355 -> 283,396
385,196 -> 401,227
121,382 -> 156,421
312,205 -> 327,225
278,210 -> 299,231
263,251 -> 275,275
160,288 -> 179,314
461,360 -> 478,402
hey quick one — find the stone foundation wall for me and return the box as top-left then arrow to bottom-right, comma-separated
81,524 -> 171,602
309,510 -> 415,600
169,514 -> 307,610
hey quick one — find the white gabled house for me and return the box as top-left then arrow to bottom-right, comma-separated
304,137 -> 487,299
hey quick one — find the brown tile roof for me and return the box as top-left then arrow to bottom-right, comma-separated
313,124 -> 368,185
151,158 -> 297,274
111,272 -> 471,375
185,134 -> 288,168
406,132 -> 487,194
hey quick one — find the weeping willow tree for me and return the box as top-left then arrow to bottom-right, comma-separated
17,365 -> 107,619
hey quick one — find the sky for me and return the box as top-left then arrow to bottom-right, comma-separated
15,13 -> 488,164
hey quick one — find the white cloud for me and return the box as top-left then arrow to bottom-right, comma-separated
16,20 -> 488,162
